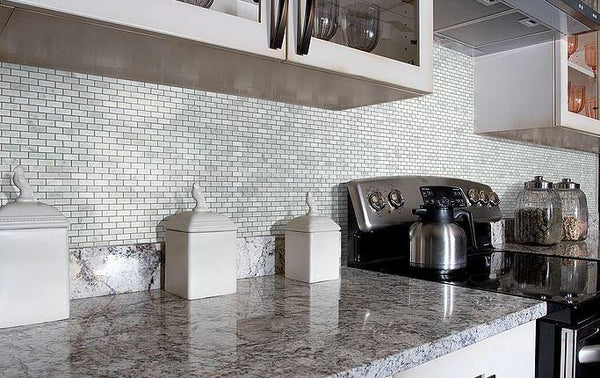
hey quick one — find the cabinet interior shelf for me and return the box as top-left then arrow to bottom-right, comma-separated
568,60 -> 595,78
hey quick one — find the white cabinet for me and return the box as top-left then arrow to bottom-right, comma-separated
4,0 -> 285,59
396,321 -> 536,378
475,31 -> 600,153
287,0 -> 433,92
0,0 -> 433,109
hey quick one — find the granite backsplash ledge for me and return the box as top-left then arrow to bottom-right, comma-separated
69,213 -> 598,300
69,236 -> 285,299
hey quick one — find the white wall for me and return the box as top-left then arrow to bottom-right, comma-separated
0,44 -> 597,248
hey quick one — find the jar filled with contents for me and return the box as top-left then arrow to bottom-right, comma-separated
514,176 -> 562,245
555,178 -> 588,241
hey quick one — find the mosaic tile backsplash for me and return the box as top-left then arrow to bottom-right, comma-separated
0,44 -> 597,252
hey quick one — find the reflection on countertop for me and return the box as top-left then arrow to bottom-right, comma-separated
0,268 -> 545,377
502,232 -> 600,261
502,216 -> 600,261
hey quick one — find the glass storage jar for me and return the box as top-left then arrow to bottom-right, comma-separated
555,178 -> 588,241
514,176 -> 562,245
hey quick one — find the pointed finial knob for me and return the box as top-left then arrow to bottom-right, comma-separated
306,191 -> 318,216
13,166 -> 37,202
192,182 -> 209,212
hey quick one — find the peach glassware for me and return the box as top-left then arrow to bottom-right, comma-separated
568,82 -> 586,113
585,42 -> 597,75
585,97 -> 598,119
568,35 -> 578,58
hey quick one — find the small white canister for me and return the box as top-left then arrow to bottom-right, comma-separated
0,166 -> 69,328
165,183 -> 237,300
285,192 -> 341,283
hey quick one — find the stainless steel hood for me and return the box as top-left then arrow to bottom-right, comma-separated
434,0 -> 599,56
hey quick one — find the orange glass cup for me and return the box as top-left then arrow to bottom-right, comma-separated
585,97 -> 598,119
585,42 -> 597,75
568,35 -> 579,58
568,82 -> 586,113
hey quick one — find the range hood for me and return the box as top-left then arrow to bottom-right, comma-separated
434,0 -> 600,56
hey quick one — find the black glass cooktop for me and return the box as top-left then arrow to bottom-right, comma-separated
361,250 -> 600,307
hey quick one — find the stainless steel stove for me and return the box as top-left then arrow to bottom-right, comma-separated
347,176 -> 600,378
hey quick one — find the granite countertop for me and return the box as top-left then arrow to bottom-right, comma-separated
0,268 -> 546,377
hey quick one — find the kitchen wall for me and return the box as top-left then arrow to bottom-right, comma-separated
0,44 -> 598,297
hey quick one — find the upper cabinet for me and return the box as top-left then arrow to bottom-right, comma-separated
0,0 -> 433,109
4,0 -> 286,59
287,0 -> 432,92
475,31 -> 600,153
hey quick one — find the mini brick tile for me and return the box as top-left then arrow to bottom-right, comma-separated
0,44 -> 597,255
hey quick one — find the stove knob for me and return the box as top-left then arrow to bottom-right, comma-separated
467,188 -> 480,204
368,192 -> 386,211
489,191 -> 500,206
388,190 -> 404,209
479,190 -> 490,205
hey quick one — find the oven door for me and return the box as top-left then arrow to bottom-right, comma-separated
560,317 -> 600,377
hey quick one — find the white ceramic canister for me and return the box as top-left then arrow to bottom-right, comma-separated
165,183 -> 237,300
0,166 -> 69,328
285,192 -> 341,283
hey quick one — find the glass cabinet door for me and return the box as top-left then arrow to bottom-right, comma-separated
566,31 -> 598,121
6,0 -> 286,59
176,0 -> 260,23
287,0 -> 432,92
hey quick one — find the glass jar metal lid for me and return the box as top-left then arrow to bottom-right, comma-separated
524,176 -> 553,189
555,178 -> 580,189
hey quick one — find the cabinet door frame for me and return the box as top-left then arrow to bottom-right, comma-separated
556,33 -> 600,134
3,0 -> 286,59
286,0 -> 432,92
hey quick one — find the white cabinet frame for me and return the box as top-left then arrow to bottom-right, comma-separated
286,0 -> 433,92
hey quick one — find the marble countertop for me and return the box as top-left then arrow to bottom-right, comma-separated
0,268 -> 546,377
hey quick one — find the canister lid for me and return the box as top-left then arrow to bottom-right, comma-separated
555,178 -> 580,190
0,166 -> 68,230
524,176 -> 553,189
166,183 -> 236,233
286,192 -> 340,233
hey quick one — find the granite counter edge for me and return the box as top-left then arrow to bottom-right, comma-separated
329,301 -> 547,378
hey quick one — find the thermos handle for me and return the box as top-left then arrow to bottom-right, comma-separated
412,208 -> 428,217
454,209 -> 478,251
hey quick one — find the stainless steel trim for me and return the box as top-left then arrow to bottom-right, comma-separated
560,328 -> 575,378
434,9 -> 517,34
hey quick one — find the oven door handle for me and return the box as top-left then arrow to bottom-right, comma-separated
578,345 -> 600,364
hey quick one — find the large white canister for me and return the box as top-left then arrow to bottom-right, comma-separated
0,166 -> 69,328
285,192 -> 341,283
165,183 -> 237,300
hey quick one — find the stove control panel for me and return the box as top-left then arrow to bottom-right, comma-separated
420,186 -> 468,207
348,176 -> 503,232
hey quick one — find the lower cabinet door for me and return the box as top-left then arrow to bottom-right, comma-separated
395,321 -> 536,378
